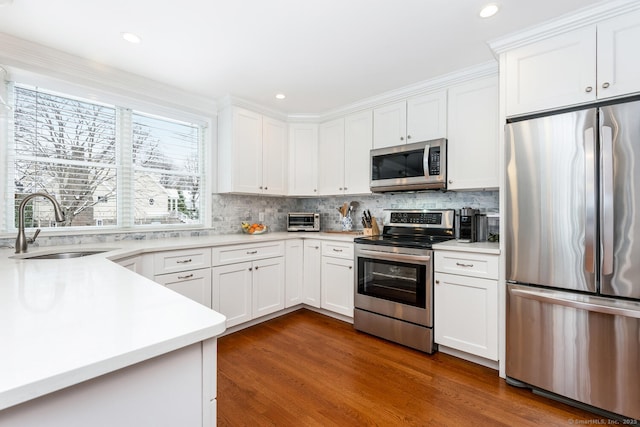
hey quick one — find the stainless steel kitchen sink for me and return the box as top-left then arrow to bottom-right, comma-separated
11,249 -> 114,260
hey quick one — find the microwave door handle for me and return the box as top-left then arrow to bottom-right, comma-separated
423,143 -> 431,177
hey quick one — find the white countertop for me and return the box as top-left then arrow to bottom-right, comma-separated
432,239 -> 501,255
0,231 -> 356,410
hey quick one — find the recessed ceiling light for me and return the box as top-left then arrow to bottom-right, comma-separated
479,3 -> 499,18
275,94 -> 286,100
121,32 -> 142,44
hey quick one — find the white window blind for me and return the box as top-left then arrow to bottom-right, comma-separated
6,84 -> 205,231
132,112 -> 202,225
11,86 -> 118,228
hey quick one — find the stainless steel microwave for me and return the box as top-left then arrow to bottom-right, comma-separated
370,138 -> 447,192
287,212 -> 320,231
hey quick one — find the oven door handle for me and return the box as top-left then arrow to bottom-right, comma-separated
357,249 -> 431,263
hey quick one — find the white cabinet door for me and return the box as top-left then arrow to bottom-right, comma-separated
231,107 -> 263,193
373,101 -> 407,148
321,256 -> 354,317
212,262 -> 253,327
252,257 -> 285,318
406,91 -> 447,143
288,123 -> 318,196
303,240 -> 322,308
318,118 -> 345,195
434,272 -> 498,360
262,117 -> 287,195
597,9 -> 640,100
504,26 -> 596,116
154,268 -> 212,308
285,239 -> 304,307
344,110 -> 372,195
447,75 -> 499,190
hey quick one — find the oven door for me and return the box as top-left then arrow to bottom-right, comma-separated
355,245 -> 433,327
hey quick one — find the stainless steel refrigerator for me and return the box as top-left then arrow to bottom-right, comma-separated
505,99 -> 640,420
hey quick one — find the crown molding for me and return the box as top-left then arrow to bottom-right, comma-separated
0,32 -> 217,117
489,0 -> 640,54
301,61 -> 498,123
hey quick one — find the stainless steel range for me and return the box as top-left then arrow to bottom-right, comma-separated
353,209 -> 455,353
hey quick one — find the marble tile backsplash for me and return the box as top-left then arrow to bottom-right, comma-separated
0,191 -> 498,248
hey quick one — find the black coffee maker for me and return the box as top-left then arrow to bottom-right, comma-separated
458,207 -> 478,242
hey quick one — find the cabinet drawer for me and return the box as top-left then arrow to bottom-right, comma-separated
434,251 -> 498,280
321,241 -> 354,259
153,267 -> 212,308
153,247 -> 212,275
212,241 -> 285,265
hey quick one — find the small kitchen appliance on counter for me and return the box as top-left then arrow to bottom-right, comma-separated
287,212 -> 320,231
458,207 -> 478,242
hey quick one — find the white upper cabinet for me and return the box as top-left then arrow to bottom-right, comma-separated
318,118 -> 345,195
597,10 -> 640,100
288,123 -> 318,196
343,110 -> 373,195
504,9 -> 640,116
447,75 -> 499,191
406,91 -> 447,143
373,101 -> 406,148
318,111 -> 372,196
261,116 -> 288,195
217,106 -> 287,195
373,91 -> 447,148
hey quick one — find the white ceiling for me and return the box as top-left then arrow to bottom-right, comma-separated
0,0 -> 606,114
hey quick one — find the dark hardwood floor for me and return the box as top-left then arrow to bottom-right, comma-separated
217,309 -> 598,426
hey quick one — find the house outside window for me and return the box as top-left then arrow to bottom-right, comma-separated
5,84 -> 206,232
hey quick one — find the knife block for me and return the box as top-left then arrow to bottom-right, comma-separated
363,217 -> 380,236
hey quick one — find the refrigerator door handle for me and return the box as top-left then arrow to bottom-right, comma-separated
601,125 -> 614,276
510,287 -> 640,319
584,127 -> 596,275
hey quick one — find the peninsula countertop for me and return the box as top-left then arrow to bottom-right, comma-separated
0,231 -> 357,410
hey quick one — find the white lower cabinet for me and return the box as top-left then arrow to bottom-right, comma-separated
212,262 -> 253,327
154,268 -> 213,309
252,257 -> 286,318
212,241 -> 285,328
320,241 -> 354,317
285,239 -> 304,307
303,239 -> 322,308
434,250 -> 499,361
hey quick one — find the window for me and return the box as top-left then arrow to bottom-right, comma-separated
6,84 -> 205,231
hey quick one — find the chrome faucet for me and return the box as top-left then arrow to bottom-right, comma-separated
15,192 -> 65,254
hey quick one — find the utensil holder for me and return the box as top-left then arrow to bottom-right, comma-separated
341,215 -> 353,231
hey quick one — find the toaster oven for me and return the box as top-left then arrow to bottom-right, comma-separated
287,212 -> 320,231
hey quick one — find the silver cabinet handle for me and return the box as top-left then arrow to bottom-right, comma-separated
400,136 -> 404,141
448,179 -> 453,184
585,86 -> 593,93
255,266 -> 259,270
176,258 -> 192,264
177,274 -> 193,280
455,262 -> 474,268
435,280 -> 440,284
246,250 -> 258,254
349,266 -> 353,269
407,135 -> 411,140
344,187 -> 347,191
264,187 -> 268,190
314,246 -> 319,249
602,82 -> 610,89
333,248 -> 343,252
